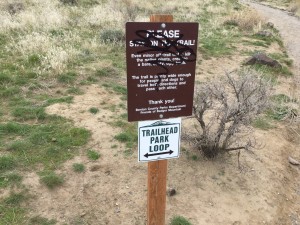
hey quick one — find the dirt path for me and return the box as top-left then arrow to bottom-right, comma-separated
243,0 -> 300,73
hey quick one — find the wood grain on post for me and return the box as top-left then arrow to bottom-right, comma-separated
147,14 -> 172,225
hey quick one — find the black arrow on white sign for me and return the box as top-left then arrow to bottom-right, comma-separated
144,150 -> 174,158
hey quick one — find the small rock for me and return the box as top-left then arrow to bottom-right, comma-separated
89,165 -> 101,171
288,156 -> 300,165
256,30 -> 273,37
244,53 -> 282,68
80,212 -> 86,217
167,187 -> 176,197
267,22 -> 274,28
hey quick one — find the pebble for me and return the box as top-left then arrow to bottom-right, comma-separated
288,156 -> 300,165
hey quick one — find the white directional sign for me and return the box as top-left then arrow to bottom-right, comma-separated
138,118 -> 181,162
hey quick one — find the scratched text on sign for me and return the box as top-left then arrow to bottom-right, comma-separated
126,22 -> 199,122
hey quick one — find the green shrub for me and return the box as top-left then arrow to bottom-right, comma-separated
39,171 -> 64,189
89,107 -> 99,114
170,216 -> 192,225
4,192 -> 26,206
27,54 -> 41,67
72,163 -> 85,173
87,149 -> 100,160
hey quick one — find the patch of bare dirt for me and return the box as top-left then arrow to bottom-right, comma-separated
20,76 -> 298,225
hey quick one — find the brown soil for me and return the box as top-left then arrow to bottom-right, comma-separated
23,3 -> 300,225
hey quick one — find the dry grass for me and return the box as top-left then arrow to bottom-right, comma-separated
289,0 -> 300,16
224,9 -> 265,32
0,0 -> 68,32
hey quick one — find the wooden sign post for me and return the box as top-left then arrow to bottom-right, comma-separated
147,14 -> 173,225
126,13 -> 198,225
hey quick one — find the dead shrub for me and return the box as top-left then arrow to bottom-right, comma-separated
192,69 -> 272,158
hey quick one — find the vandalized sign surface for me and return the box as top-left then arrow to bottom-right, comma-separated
126,22 -> 199,122
138,118 -> 181,162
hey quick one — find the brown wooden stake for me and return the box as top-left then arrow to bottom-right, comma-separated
147,14 -> 173,225
147,160 -> 168,225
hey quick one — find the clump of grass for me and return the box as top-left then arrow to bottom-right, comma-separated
12,106 -> 46,121
95,67 -> 118,77
191,155 -> 198,161
89,107 -> 99,114
252,117 -> 273,130
4,192 -> 26,206
57,72 -> 77,84
87,149 -> 100,160
102,83 -> 127,95
0,72 -> 13,84
0,121 -> 90,169
271,94 -> 292,104
0,156 -> 16,171
114,130 -> 137,149
115,132 -> 131,143
200,29 -> 237,57
29,216 -> 56,225
170,216 -> 192,225
72,163 -> 85,173
27,54 -> 41,68
0,86 -> 20,97
39,171 -> 64,189
100,29 -> 124,43
266,106 -> 290,121
0,122 -> 30,135
0,194 -> 26,224
0,173 -> 22,188
67,87 -> 83,95
46,96 -> 73,105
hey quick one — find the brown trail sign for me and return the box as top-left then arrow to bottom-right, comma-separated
126,19 -> 198,122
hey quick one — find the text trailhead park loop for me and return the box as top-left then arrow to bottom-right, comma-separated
138,118 -> 181,162
126,22 -> 199,122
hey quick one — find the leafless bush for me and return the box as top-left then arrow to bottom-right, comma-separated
193,69 -> 272,158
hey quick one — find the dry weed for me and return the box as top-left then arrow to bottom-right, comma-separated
288,0 -> 300,16
0,0 -> 67,31
224,9 -> 265,32
80,4 -> 123,29
8,31 -> 81,74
